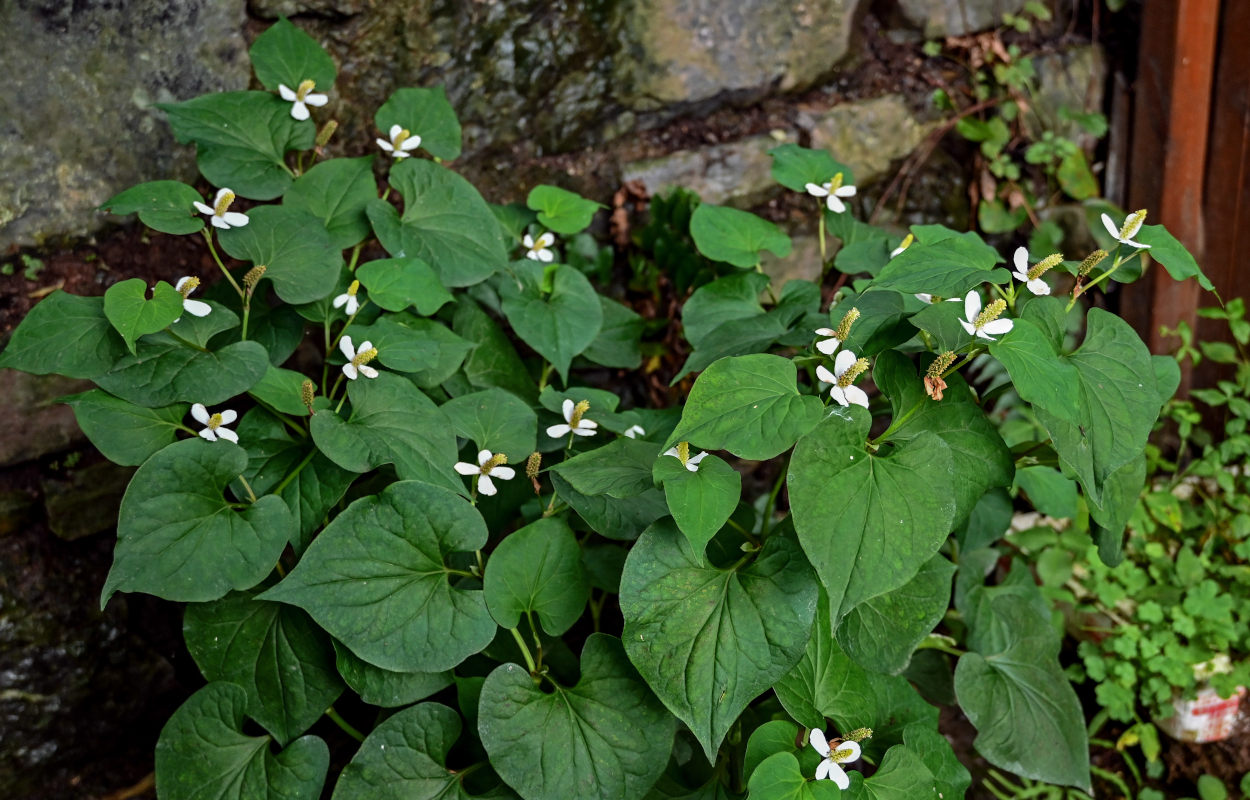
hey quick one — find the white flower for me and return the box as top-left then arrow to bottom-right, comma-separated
1011,247 -> 1051,296
816,350 -> 870,408
453,449 -> 516,496
663,446 -> 708,472
1101,210 -> 1150,249
523,232 -> 556,262
959,290 -> 1014,341
339,336 -> 380,380
376,124 -> 422,159
332,280 -> 363,316
193,188 -> 249,230
914,293 -> 961,304
809,729 -> 861,789
805,177 -> 857,214
191,403 -> 238,443
277,80 -> 328,121
814,328 -> 841,355
546,398 -> 598,439
174,276 -> 212,319
623,424 -> 646,439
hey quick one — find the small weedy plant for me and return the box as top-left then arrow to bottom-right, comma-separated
0,18 -> 1217,800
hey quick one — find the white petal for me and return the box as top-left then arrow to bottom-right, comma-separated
829,385 -> 850,406
827,195 -> 845,214
624,425 -> 645,439
686,451 -> 709,471
222,212 -> 249,228
571,426 -> 598,436
1129,238 -> 1151,249
946,296 -> 963,302
290,101 -> 310,121
340,336 -> 356,361
959,319 -> 977,336
915,293 -> 933,304
815,364 -> 837,384
829,763 -> 850,791
815,327 -> 836,336
345,297 -> 359,315
1123,214 -> 1144,239
376,138 -> 394,152
536,249 -> 554,263
305,93 -> 329,107
333,293 -> 349,308
342,363 -> 358,380
489,466 -> 516,480
522,234 -> 535,248
1012,268 -> 1029,282
809,729 -> 831,757
477,474 -> 497,496
454,462 -> 480,475
1101,212 -> 1120,239
976,330 -> 998,342
400,135 -> 422,152
845,385 -> 869,408
1026,278 -> 1051,296
983,318 -> 1014,335
392,151 -> 409,159
219,409 -> 238,425
547,423 -> 572,438
561,398 -> 575,423
524,250 -> 540,261
663,447 -> 681,459
815,759 -> 832,781
578,419 -> 598,430
279,84 -> 297,101
198,428 -> 217,441
805,182 -> 829,197
1014,246 -> 1029,271
191,403 -> 210,424
816,337 -> 840,355
359,365 -> 379,379
192,202 -> 214,216
216,427 -> 239,443
210,216 -> 230,230
389,124 -> 403,139
183,299 -> 212,317
963,291 -> 981,323
477,449 -> 493,466
833,348 -> 857,376
536,232 -> 555,248
838,741 -> 862,763
175,276 -> 191,291
835,185 -> 857,198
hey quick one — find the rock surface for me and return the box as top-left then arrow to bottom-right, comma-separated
622,133 -> 795,208
897,0 -> 1030,36
0,371 -> 90,467
801,94 -> 937,187
0,0 -> 250,251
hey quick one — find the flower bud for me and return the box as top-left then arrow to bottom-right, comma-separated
243,264 -> 267,293
1078,249 -> 1108,278
316,120 -> 339,147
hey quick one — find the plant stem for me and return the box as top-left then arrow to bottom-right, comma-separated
761,456 -> 790,536
509,627 -> 538,673
347,242 -> 364,272
240,303 -> 250,341
237,475 -> 258,504
817,201 -> 827,265
200,231 -> 245,298
538,361 -> 553,391
273,449 -> 317,495
325,706 -> 364,742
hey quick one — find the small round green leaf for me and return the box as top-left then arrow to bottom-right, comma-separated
478,634 -> 674,800
690,204 -> 792,267
155,682 -> 328,800
526,185 -> 602,235
746,752 -> 841,800
103,439 -> 295,605
259,480 -> 495,672
356,257 -> 454,315
374,87 -> 462,161
98,180 -> 205,235
483,518 -> 589,636
104,278 -> 184,354
249,17 -> 337,93
217,205 -> 342,305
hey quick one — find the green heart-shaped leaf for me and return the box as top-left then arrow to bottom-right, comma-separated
836,555 -> 954,675
483,518 -> 589,636
846,744 -> 935,799
478,634 -> 674,800
333,642 -> 450,708
217,205 -> 341,305
681,271 -> 770,348
1137,224 -> 1213,290
550,472 -> 668,541
356,257 -> 453,315
526,185 -> 602,235
582,296 -> 644,369
453,297 -> 538,401
0,292 -> 127,379
690,204 -> 792,268
349,314 -> 473,386
988,318 -> 1080,423
769,143 -> 853,193
249,17 -> 336,93
98,180 -> 205,235
102,439 -> 294,605
902,724 -> 971,800
63,389 -> 186,466
248,365 -> 312,417
283,156 -> 377,249
872,235 -> 1005,297
654,451 -> 741,555
155,682 -> 328,800
183,591 -> 344,745
551,437 -> 662,499
104,278 -> 184,354
94,336 -> 269,408
260,480 -> 494,672
619,521 -> 817,760
173,301 -> 240,348
500,261 -> 604,383
747,752 -> 842,799
374,87 -> 462,161
441,388 -> 538,464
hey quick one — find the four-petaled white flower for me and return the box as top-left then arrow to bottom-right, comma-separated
814,328 -> 841,355
1011,247 -> 1051,296
1101,210 -> 1150,249
174,276 -> 212,319
278,80 -> 328,121
663,446 -> 708,472
339,336 -> 380,380
333,280 -> 363,316
193,188 -> 249,230
376,124 -> 422,159
959,290 -> 1014,341
805,177 -> 857,214
523,232 -> 556,262
816,350 -> 870,409
809,729 -> 862,790
546,398 -> 597,439
453,449 -> 516,496
191,403 -> 238,443
623,424 -> 646,439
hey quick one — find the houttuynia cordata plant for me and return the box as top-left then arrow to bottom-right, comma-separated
0,17 -> 1218,800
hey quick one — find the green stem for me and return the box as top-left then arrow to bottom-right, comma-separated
538,361 -> 553,392
914,638 -> 966,657
325,706 -> 364,742
273,449 -> 317,495
200,231 -> 244,298
347,242 -> 364,272
760,456 -> 790,536
1068,248 -> 1140,311
817,202 -> 827,267
240,302 -> 251,341
871,399 -> 929,446
237,475 -> 258,504
321,319 -> 332,394
509,627 -> 538,673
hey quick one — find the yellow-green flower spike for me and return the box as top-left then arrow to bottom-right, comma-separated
1119,209 -> 1147,240
177,276 -> 201,299
569,399 -> 591,428
834,307 -> 860,342
295,79 -> 317,101
838,358 -> 870,387
1027,253 -> 1064,281
973,298 -> 1007,331
676,441 -> 690,466
1078,249 -> 1108,277
351,346 -> 378,369
316,120 -> 339,147
926,351 -> 957,380
213,190 -> 236,218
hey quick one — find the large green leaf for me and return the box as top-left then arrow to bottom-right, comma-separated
102,439 -> 293,605
1137,224 -> 1214,290
681,271 -> 770,348
551,437 -> 662,499
527,185 -> 602,235
183,591 -> 344,745
769,143 -> 851,192
1089,454 -> 1146,567
350,314 -> 473,386
369,159 -> 507,287
356,257 -> 454,315
667,354 -> 824,461
333,642 -> 451,708
844,745 -> 935,800
217,205 -> 342,305
62,389 -> 186,466
441,388 -> 537,463
872,236 -> 1005,297
988,318 -> 1081,423
0,291 -> 127,378
654,452 -> 741,556
788,408 -> 957,622
249,17 -> 336,93
479,634 -> 675,800
902,724 -> 971,800
453,297 -> 537,401
259,480 -> 495,672
551,473 -> 668,541
333,703 -> 502,800
309,373 -> 461,494
98,180 -> 205,235
582,296 -> 644,369
1031,308 -> 1158,505
374,86 -> 462,161
248,365 -> 310,417
500,260 -> 603,383
746,752 -> 841,799
619,521 -> 818,760
103,278 -> 184,354
837,555 -> 954,675
690,204 -> 792,268
174,301 -> 240,348
159,92 -> 314,200
94,336 -> 269,408
283,156 -> 377,249
483,517 -> 588,636
155,682 -> 328,800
